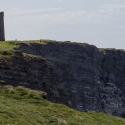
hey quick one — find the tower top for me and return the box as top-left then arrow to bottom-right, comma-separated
0,11 -> 5,41
0,12 -> 4,14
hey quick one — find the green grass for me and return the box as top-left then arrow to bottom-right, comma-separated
22,53 -> 43,59
0,85 -> 125,125
0,41 -> 18,51
0,40 -> 92,59
0,39 -> 52,50
0,41 -> 19,58
0,40 -> 47,58
99,48 -> 125,53
14,39 -> 56,45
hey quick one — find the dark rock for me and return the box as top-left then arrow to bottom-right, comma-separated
17,42 -> 125,117
0,51 -> 71,104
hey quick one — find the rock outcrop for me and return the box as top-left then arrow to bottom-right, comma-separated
18,41 -> 125,117
0,51 -> 70,103
1,41 -> 125,117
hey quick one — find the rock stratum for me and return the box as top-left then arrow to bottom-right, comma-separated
0,40 -> 125,117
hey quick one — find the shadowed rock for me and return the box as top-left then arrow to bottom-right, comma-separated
18,41 -> 125,117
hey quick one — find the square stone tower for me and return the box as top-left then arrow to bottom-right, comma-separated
0,12 -> 5,41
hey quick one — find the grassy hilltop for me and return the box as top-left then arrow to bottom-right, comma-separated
0,40 -> 125,125
0,85 -> 125,125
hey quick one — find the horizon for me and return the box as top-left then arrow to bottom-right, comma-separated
0,0 -> 125,49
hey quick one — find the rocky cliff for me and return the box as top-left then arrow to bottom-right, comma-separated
1,40 -> 125,117
0,50 -> 68,103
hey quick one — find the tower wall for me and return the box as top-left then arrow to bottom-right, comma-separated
0,12 -> 5,41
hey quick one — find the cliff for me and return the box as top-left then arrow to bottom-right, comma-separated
0,40 -> 125,117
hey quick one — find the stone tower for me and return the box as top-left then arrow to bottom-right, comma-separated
0,12 -> 5,41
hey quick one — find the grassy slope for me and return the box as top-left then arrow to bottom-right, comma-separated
0,86 -> 125,125
0,41 -> 125,124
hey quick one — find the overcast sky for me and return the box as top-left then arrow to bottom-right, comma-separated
0,0 -> 125,49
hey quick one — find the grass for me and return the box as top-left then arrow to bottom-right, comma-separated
0,39 -> 52,49
0,40 -> 94,60
23,53 -> 42,58
0,41 -> 18,51
0,41 -> 19,58
0,40 -> 90,48
0,85 -> 125,125
99,48 -> 125,53
15,39 -> 56,45
0,40 -> 47,58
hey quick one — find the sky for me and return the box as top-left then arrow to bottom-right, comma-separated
0,0 -> 125,49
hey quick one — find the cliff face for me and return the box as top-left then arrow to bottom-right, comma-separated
0,51 -> 68,103
1,41 -> 125,117
18,41 -> 125,117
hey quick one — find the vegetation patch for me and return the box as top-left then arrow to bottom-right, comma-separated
0,41 -> 18,51
0,85 -> 125,124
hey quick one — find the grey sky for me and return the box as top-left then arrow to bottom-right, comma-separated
0,0 -> 125,49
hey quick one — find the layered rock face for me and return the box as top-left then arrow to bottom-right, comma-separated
0,51 -> 67,103
18,41 -> 125,117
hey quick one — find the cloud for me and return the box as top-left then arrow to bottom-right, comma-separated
5,7 -> 116,29
5,9 -> 114,27
5,8 -> 63,15
99,3 -> 125,17
102,4 -> 125,9
55,0 -> 66,2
